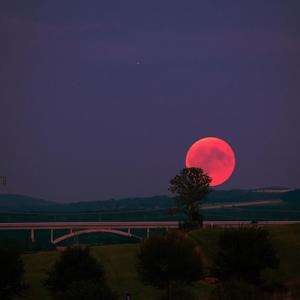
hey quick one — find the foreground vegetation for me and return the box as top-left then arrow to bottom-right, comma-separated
11,224 -> 299,300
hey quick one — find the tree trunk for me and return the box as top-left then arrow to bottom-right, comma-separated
167,281 -> 172,300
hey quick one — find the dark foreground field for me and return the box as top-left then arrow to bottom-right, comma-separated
15,224 -> 300,300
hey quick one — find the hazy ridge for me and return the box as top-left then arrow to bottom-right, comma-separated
0,188 -> 298,212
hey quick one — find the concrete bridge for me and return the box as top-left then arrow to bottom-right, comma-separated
0,220 -> 299,244
0,221 -> 179,244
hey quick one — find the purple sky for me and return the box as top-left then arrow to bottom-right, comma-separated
1,1 -> 300,202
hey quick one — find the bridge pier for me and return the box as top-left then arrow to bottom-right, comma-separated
127,228 -> 131,234
146,228 -> 150,239
50,229 -> 54,244
30,229 -> 35,242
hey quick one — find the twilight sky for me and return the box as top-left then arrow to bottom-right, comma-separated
1,1 -> 300,202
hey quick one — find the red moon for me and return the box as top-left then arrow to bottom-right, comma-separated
185,137 -> 236,186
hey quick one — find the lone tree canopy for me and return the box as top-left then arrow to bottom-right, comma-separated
214,226 -> 279,284
0,245 -> 25,300
169,167 -> 211,228
45,247 -> 116,300
137,231 -> 203,300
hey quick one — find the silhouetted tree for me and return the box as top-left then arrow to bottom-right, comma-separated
45,247 -> 115,299
213,226 -> 279,284
137,231 -> 203,300
0,246 -> 25,300
169,168 -> 211,229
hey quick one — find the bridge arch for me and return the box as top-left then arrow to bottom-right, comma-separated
52,228 -> 142,244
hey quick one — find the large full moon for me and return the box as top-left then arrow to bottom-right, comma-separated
185,137 -> 236,186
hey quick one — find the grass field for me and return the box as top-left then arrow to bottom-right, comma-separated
16,224 -> 300,300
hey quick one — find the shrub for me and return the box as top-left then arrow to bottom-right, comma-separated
213,226 -> 279,284
0,246 -> 25,300
45,247 -> 115,299
137,231 -> 203,300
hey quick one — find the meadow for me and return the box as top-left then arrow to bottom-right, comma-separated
16,224 -> 300,300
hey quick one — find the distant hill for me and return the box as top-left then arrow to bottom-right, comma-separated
60,195 -> 174,212
0,194 -> 174,212
282,189 -> 300,206
252,186 -> 294,193
0,188 -> 296,212
0,194 -> 58,211
59,189 -> 294,211
206,189 -> 287,203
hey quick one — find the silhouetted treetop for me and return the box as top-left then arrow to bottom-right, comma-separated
169,168 -> 212,228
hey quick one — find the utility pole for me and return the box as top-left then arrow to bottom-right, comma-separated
0,176 -> 8,193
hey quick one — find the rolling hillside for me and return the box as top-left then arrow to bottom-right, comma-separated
0,188 -> 298,212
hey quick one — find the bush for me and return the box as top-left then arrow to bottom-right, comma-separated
213,226 -> 279,284
137,231 -> 203,300
45,247 -> 115,299
0,245 -> 25,300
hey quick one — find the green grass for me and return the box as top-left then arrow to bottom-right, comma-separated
263,225 -> 300,296
92,244 -> 163,300
18,251 -> 58,300
18,244 -> 164,300
17,224 -> 300,300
